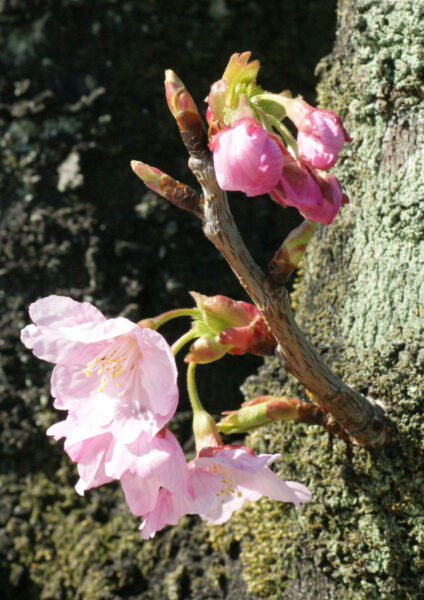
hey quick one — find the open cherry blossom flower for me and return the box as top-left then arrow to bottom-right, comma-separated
21,295 -> 189,508
48,410 -> 190,511
21,295 -> 179,441
140,445 -> 311,538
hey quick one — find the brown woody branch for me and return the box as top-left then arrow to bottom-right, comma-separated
166,77 -> 393,447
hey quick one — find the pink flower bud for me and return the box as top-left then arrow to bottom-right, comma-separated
309,170 -> 344,225
283,97 -> 351,170
186,292 -> 276,364
210,118 -> 284,197
269,149 -> 343,225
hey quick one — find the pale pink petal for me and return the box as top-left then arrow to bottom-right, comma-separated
139,490 -> 178,539
51,364 -> 111,410
152,431 -> 190,494
120,470 -> 162,515
21,296 -> 106,364
108,370 -> 159,442
105,441 -> 165,480
284,480 -> 313,504
54,415 -> 113,461
21,323 -> 105,365
22,296 -> 140,366
106,429 -> 190,498
228,467 -> 310,509
62,316 -> 136,345
133,327 -> 178,419
195,445 -> 276,472
70,395 -> 116,429
28,295 -> 105,328
47,416 -> 75,441
140,483 -> 200,539
74,435 -> 114,494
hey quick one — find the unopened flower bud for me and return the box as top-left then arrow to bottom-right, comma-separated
131,161 -> 164,194
210,118 -> 283,197
218,396 -> 302,434
269,147 -> 343,225
165,70 -> 199,118
268,220 -> 317,286
309,170 -> 344,224
270,150 -> 323,218
281,96 -> 351,170
186,292 -> 276,364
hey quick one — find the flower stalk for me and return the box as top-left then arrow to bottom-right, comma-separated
138,307 -> 200,331
187,362 -> 223,451
171,330 -> 198,356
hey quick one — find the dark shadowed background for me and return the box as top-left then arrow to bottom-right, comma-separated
0,1 -> 337,598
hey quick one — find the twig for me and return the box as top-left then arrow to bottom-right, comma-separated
157,73 -> 394,446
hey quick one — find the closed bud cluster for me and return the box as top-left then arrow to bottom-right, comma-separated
186,292 -> 276,364
207,52 -> 351,225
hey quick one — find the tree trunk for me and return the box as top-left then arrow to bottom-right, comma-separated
231,1 -> 424,598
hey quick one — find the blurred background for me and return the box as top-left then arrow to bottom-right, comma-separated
0,1 -> 337,598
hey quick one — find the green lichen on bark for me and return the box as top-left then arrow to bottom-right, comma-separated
5,457 -> 252,600
227,1 -> 424,598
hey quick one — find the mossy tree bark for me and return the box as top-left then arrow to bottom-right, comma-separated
226,1 -> 424,598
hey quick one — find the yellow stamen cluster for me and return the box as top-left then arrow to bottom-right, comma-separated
210,464 -> 243,504
82,339 -> 138,395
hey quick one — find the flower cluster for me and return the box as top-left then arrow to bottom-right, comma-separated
22,295 -> 311,538
207,52 -> 350,225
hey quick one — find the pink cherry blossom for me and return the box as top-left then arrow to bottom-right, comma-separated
140,445 -> 311,538
283,98 -> 351,170
21,295 -> 179,441
210,118 -> 284,197
48,411 -> 190,510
